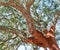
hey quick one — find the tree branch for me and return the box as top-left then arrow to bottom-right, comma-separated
0,1 -> 35,33
10,2 -> 35,33
0,1 -> 59,50
26,0 -> 35,12
0,25 -> 28,42
0,26 -> 33,50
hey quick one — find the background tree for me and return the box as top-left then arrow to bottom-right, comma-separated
0,0 -> 60,50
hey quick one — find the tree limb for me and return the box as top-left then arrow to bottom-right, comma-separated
10,2 -> 35,33
0,25 -> 27,42
0,1 -> 59,50
0,1 -> 35,33
26,0 -> 35,12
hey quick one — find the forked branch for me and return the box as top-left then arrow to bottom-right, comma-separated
0,0 -> 35,33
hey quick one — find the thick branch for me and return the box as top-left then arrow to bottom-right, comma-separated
0,1 -> 59,50
0,1 -> 35,33
26,0 -> 35,12
10,3 -> 35,33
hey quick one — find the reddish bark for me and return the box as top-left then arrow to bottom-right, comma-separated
44,25 -> 55,38
27,30 -> 49,49
27,26 -> 59,50
27,37 -> 48,50
43,25 -> 59,50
